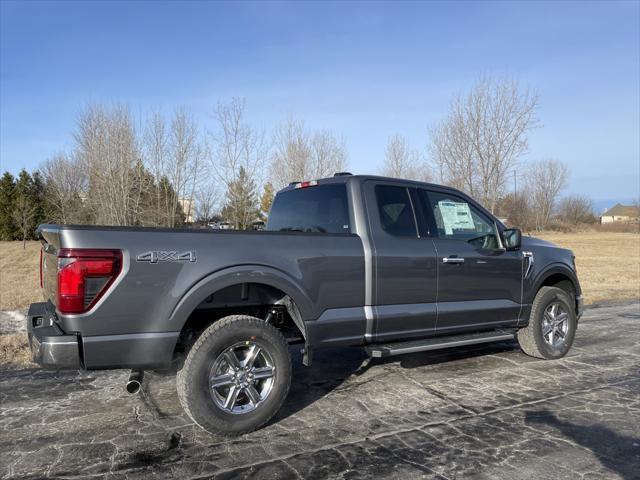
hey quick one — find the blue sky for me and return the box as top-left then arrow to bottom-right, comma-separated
1,1 -> 638,206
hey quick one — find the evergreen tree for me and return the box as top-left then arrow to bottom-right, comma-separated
0,172 -> 17,240
258,182 -> 275,222
157,175 -> 186,227
129,159 -> 156,226
30,171 -> 47,227
221,166 -> 258,230
13,194 -> 36,248
13,169 -> 37,244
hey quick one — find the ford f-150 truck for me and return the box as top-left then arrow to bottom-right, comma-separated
28,174 -> 583,435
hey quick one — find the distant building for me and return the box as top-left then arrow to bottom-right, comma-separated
600,204 -> 640,224
179,197 -> 195,223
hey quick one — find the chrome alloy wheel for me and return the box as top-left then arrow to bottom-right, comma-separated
209,341 -> 275,414
542,302 -> 569,349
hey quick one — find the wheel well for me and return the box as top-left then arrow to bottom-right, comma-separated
172,283 -> 306,362
540,273 -> 576,299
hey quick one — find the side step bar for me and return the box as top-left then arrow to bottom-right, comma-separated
365,330 -> 517,358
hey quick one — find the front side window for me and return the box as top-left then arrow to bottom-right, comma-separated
267,184 -> 350,234
375,185 -> 418,237
421,190 -> 500,249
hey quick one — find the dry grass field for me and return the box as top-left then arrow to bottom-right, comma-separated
537,232 -> 640,304
0,241 -> 42,311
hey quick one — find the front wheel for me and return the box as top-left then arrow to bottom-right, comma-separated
177,315 -> 292,436
517,286 -> 577,359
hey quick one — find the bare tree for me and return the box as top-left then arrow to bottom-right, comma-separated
382,134 -> 429,181
74,104 -> 143,226
270,117 -> 310,188
557,194 -> 596,226
309,129 -> 348,179
498,190 -> 534,232
270,117 -> 348,189
41,153 -> 86,224
143,111 -> 168,226
166,108 -> 203,226
526,159 -> 570,231
430,113 -> 476,193
194,181 -> 220,223
142,109 -> 205,227
12,194 -> 36,249
211,98 -> 267,229
429,76 -> 539,213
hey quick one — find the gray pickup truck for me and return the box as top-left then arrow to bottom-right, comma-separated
28,173 -> 583,435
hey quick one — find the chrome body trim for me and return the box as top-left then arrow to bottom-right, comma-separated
442,257 -> 465,264
350,179 -> 376,341
523,251 -> 534,278
364,305 -> 375,341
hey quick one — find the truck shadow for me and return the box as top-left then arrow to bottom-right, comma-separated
273,340 -> 520,424
525,409 -> 639,480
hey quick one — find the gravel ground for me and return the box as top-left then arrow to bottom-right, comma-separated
1,301 -> 639,479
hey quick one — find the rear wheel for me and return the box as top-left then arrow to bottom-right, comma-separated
177,315 -> 292,436
517,286 -> 577,359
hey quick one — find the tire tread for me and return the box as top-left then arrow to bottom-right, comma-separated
176,315 -> 291,436
517,286 -> 574,359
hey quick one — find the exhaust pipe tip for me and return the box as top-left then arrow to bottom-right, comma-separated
126,380 -> 141,395
126,370 -> 144,395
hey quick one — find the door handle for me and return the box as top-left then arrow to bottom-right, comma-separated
442,257 -> 464,264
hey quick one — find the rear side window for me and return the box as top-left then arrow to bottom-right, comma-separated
267,184 -> 351,234
375,185 -> 417,237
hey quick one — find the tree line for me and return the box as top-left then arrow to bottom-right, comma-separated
0,170 -> 47,246
1,76 -> 597,245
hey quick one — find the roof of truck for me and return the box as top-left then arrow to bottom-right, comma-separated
281,173 -> 452,193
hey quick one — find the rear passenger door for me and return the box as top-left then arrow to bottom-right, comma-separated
364,181 -> 438,342
417,189 -> 523,334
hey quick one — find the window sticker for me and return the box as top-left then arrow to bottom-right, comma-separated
438,200 -> 475,234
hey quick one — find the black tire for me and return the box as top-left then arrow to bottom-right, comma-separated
177,315 -> 292,436
517,286 -> 577,359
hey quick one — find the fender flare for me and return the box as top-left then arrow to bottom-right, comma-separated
167,264 -> 314,334
527,262 -> 580,304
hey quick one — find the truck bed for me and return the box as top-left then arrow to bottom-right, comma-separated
37,224 -> 366,368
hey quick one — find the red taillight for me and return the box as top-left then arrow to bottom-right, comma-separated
57,249 -> 122,314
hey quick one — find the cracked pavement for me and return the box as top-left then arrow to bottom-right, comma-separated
1,301 -> 639,479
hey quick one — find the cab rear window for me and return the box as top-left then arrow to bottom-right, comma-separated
267,184 -> 351,234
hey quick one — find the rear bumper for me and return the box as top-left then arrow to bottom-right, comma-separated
27,302 -> 179,370
27,302 -> 81,369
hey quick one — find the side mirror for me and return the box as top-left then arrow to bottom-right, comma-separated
503,228 -> 522,251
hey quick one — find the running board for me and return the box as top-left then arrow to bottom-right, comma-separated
365,330 -> 517,358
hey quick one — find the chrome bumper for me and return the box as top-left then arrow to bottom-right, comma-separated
27,302 -> 81,369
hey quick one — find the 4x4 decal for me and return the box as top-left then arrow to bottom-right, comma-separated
136,250 -> 197,263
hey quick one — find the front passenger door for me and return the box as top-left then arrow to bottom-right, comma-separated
418,189 -> 523,334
